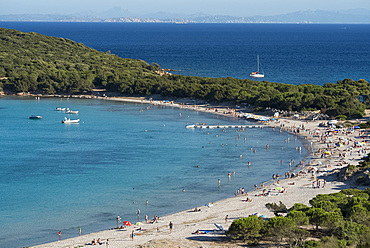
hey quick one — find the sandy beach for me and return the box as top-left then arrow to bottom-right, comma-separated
33,96 -> 367,248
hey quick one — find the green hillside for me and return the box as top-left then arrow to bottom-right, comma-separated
0,27 -> 369,118
0,28 -> 162,94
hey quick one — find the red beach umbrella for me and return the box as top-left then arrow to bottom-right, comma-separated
123,221 -> 131,226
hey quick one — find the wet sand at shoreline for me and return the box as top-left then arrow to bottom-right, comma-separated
33,96 -> 367,248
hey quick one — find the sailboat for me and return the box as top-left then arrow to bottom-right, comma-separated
250,55 -> 264,78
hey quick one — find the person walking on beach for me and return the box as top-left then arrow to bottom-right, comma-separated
145,214 -> 148,223
79,227 -> 81,236
131,230 -> 135,240
106,239 -> 109,248
169,221 -> 173,233
225,215 -> 228,223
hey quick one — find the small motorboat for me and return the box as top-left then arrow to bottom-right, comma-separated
29,115 -> 42,119
65,108 -> 79,114
55,107 -> 66,111
62,117 -> 80,124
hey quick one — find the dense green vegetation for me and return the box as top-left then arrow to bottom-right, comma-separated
1,28 -> 369,118
227,188 -> 370,247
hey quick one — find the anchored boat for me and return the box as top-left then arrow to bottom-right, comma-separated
250,55 -> 264,78
65,108 -> 79,114
62,117 -> 80,124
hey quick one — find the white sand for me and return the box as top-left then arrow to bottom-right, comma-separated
34,97 -> 367,248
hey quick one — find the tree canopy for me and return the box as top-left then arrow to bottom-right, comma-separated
227,188 -> 370,247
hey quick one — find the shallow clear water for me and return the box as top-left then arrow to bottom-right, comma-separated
0,97 -> 306,247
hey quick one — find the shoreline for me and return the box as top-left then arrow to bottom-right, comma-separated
10,95 -> 365,247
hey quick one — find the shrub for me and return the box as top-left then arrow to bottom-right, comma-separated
304,240 -> 320,248
265,201 -> 288,216
289,203 -> 310,212
226,216 -> 265,241
287,210 -> 309,226
347,164 -> 356,171
336,115 -> 347,120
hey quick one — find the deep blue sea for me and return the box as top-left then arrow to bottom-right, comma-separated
0,22 -> 367,247
0,22 -> 369,84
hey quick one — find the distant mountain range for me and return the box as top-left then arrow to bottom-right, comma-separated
1,8 -> 370,24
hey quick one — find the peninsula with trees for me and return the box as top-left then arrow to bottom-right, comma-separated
0,27 -> 369,119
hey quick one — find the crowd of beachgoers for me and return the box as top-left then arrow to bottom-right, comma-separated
34,97 -> 368,248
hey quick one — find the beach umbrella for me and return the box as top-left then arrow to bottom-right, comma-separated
354,126 -> 360,129
123,221 -> 131,226
324,151 -> 331,155
318,161 -> 322,165
135,222 -> 143,226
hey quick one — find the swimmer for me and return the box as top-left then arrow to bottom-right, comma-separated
240,154 -> 243,158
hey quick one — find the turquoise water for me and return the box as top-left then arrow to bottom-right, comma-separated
0,96 -> 306,247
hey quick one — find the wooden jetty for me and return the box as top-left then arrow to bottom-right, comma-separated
186,124 -> 265,129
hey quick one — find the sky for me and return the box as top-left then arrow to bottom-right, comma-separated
1,0 -> 370,16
